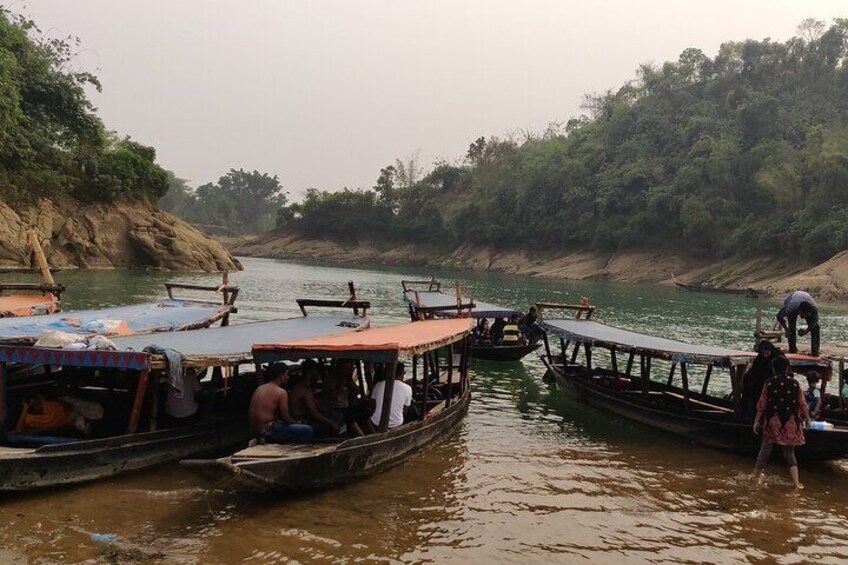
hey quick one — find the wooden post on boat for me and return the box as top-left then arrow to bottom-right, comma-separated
445,342 -> 454,408
666,362 -> 677,386
584,344 -> 592,371
730,365 -> 743,418
839,358 -> 845,412
27,230 -> 55,286
680,362 -> 691,409
611,349 -> 618,374
640,355 -> 649,399
221,271 -> 229,306
348,281 -> 359,316
378,357 -> 399,432
127,369 -> 149,434
625,352 -> 635,378
701,365 -> 713,395
542,332 -> 553,366
462,333 -> 470,393
421,353 -> 430,417
0,362 -> 5,425
412,355 -> 422,420
570,341 -> 580,364
148,372 -> 160,432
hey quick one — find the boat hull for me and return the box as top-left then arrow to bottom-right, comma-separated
471,342 -> 541,361
541,356 -> 848,461
182,389 -> 471,492
0,420 -> 248,491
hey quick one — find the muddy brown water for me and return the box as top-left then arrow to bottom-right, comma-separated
1,258 -> 848,564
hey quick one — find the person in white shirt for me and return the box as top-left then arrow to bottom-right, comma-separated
370,362 -> 413,429
165,368 -> 203,426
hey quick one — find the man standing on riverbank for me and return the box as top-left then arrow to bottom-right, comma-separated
776,291 -> 820,356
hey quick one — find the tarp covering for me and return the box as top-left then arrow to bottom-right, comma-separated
0,316 -> 367,370
404,290 -> 521,319
0,295 -> 59,318
112,316 -> 368,366
541,318 -> 752,367
254,318 -> 473,363
0,299 -> 231,344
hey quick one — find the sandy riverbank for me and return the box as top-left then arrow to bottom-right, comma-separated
222,232 -> 848,301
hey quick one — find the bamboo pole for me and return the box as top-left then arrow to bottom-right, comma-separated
27,230 -> 54,285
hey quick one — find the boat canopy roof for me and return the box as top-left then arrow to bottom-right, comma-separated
541,318 -> 752,367
0,315 -> 368,371
404,290 -> 520,319
253,318 -> 473,364
0,299 -> 233,345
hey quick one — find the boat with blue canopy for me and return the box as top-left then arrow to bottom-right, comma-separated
0,295 -> 370,491
402,278 -> 540,361
0,282 -> 238,345
536,300 -> 848,460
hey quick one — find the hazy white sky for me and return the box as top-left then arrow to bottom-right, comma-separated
14,0 -> 848,198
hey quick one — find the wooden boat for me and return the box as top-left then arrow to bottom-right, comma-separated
181,317 -> 473,492
0,232 -> 65,317
469,341 -> 541,361
0,281 -> 238,345
402,278 -> 538,361
671,275 -> 760,298
0,297 -> 370,491
536,302 -> 848,461
0,283 -> 65,318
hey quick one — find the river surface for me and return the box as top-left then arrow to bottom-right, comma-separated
2,257 -> 848,564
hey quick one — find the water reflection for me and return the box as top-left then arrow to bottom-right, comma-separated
2,258 -> 848,563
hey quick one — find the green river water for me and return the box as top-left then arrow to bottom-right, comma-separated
1,257 -> 848,564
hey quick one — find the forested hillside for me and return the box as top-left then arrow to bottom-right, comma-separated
0,9 -> 168,204
0,9 -> 237,271
278,19 -> 848,263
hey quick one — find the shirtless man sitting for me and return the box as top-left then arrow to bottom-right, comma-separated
248,364 -> 314,444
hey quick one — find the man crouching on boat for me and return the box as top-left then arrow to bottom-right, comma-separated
249,364 -> 314,444
776,290 -> 820,356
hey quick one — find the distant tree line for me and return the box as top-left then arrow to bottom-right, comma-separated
274,19 -> 848,262
0,9 -> 168,204
160,169 -> 286,235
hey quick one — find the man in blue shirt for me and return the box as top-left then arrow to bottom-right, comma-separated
776,290 -> 820,356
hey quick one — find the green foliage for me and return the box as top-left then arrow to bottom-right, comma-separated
286,18 -> 848,263
159,169 -> 286,234
0,9 -> 167,203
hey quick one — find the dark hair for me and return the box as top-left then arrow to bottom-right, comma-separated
806,372 -> 821,384
265,363 -> 288,382
772,356 -> 791,375
395,361 -> 405,375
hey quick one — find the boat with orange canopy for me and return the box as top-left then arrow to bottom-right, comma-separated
0,232 -> 65,318
0,284 -> 64,318
181,317 -> 473,492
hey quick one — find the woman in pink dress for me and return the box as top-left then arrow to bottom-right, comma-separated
753,355 -> 810,489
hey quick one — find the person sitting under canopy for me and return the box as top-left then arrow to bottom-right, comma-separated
370,362 -> 413,430
248,364 -> 314,444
